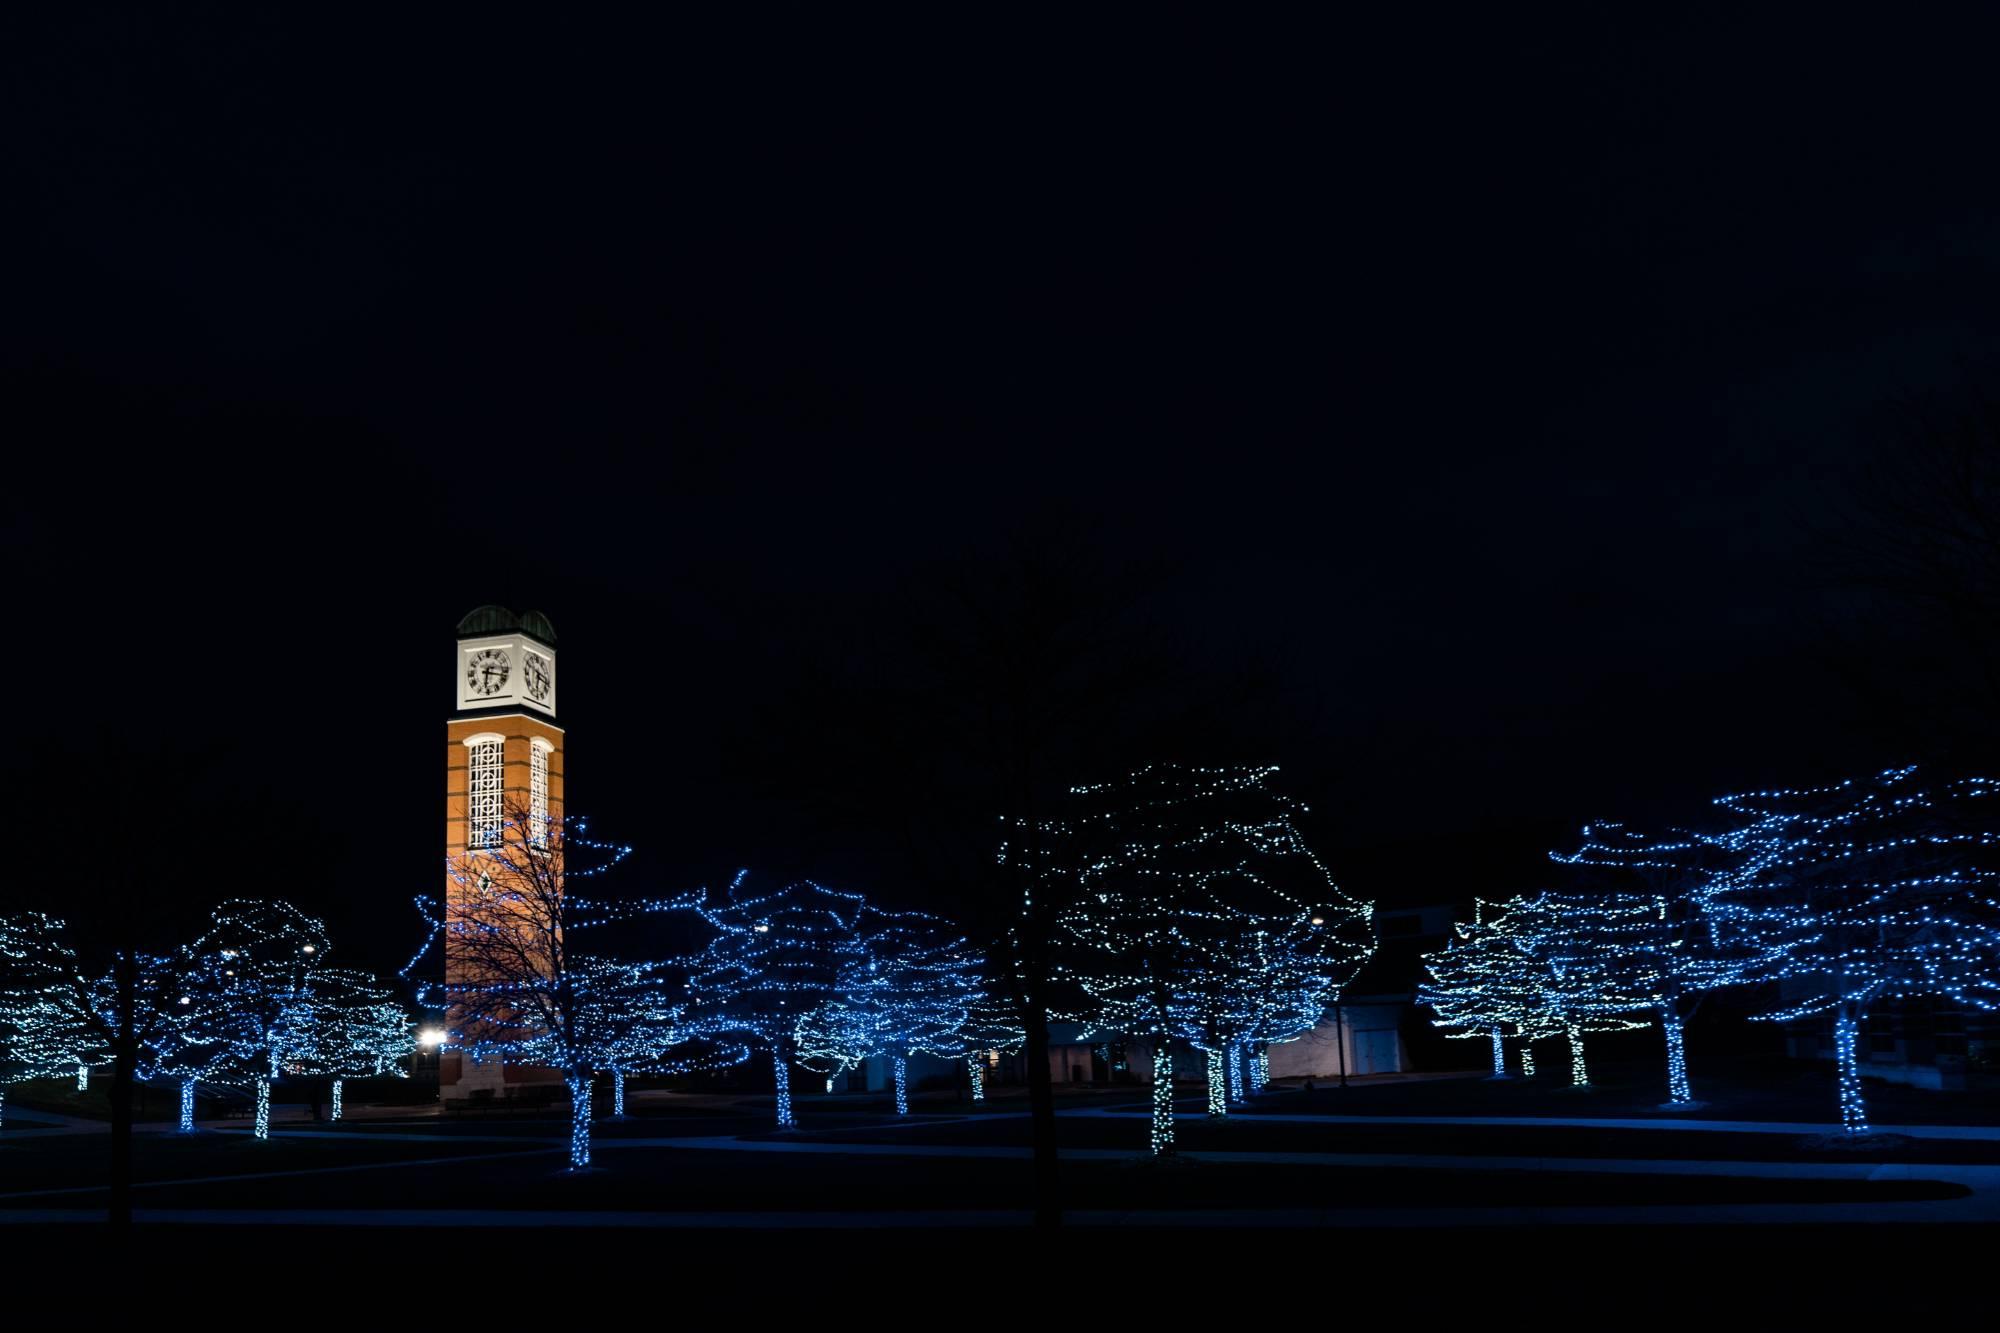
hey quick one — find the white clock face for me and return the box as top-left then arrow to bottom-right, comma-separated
465,648 -> 511,697
522,651 -> 553,702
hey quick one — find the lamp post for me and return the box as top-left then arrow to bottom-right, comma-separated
1334,1001 -> 1349,1090
416,1028 -> 447,1102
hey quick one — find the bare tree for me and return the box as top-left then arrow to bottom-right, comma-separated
409,799 -> 701,1168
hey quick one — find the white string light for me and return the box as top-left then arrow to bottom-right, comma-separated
1020,764 -> 1375,1154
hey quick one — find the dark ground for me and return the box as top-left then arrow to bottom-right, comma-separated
6,1056 -> 2000,1308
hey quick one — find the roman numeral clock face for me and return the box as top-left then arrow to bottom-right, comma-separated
523,651 -> 552,703
465,648 -> 511,697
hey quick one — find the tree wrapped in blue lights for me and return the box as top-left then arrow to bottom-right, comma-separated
406,801 -> 702,1167
290,968 -> 414,1121
690,875 -> 970,1126
586,959 -> 751,1117
1549,821 -> 1766,1105
135,938 -> 247,1133
183,899 -> 333,1139
690,877 -> 876,1129
1702,766 -> 2000,1135
862,923 -> 984,1115
788,926 -> 982,1112
1041,764 -> 1375,1153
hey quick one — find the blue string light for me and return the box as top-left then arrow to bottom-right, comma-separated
690,876 -> 982,1128
1699,766 -> 2000,1135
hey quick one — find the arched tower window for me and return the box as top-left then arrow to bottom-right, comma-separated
464,734 -> 505,849
529,737 -> 553,845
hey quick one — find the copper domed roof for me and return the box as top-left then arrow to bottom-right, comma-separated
456,605 -> 557,646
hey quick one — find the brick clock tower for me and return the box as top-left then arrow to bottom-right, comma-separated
441,605 -> 565,1103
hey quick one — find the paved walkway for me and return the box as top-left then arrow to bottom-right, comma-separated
1064,1107 -> 2000,1141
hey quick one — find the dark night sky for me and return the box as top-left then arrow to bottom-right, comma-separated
7,13 -> 2000,971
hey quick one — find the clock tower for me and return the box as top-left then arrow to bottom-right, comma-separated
441,605 -> 566,1103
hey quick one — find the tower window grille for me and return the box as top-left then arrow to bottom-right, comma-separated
529,741 -> 550,845
468,739 -> 504,848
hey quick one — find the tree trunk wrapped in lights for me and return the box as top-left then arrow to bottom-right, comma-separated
1834,1005 -> 1866,1134
1151,1040 -> 1176,1154
1564,1023 -> 1589,1087
772,1037 -> 795,1129
1661,1009 -> 1691,1105
565,1074 -> 593,1168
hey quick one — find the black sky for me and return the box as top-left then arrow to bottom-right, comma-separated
7,14 -> 2000,969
